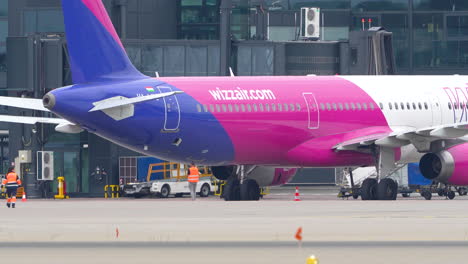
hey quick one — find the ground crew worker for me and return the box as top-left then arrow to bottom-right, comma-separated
188,163 -> 200,200
2,166 -> 21,208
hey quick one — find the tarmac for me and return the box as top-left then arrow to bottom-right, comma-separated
1,187 -> 468,263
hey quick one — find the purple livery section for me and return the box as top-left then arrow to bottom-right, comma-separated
62,0 -> 145,83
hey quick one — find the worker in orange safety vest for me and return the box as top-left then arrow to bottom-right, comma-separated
2,166 -> 21,208
188,163 -> 200,200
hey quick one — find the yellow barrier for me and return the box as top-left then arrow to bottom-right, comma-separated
54,176 -> 70,199
104,185 -> 120,198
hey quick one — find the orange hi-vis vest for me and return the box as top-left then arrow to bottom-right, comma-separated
188,167 -> 200,183
2,172 -> 21,187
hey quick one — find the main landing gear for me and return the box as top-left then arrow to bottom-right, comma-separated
223,166 -> 261,201
360,178 -> 398,200
360,147 -> 399,200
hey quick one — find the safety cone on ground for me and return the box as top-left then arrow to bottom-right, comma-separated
22,191 -> 27,202
294,186 -> 301,201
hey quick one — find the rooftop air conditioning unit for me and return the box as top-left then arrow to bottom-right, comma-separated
37,151 -> 54,181
300,7 -> 321,39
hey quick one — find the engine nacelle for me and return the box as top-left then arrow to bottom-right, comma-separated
212,166 -> 298,187
419,144 -> 468,185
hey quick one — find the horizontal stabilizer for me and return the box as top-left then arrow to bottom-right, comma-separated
0,96 -> 49,112
89,91 -> 184,112
0,115 -> 67,125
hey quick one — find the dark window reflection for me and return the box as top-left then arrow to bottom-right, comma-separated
352,0 -> 408,11
179,0 -> 220,39
447,15 -> 468,38
0,0 -> 7,17
413,14 -> 443,68
414,0 -> 468,11
23,9 -> 64,34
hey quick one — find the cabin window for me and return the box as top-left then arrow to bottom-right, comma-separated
424,102 -> 429,110
266,104 -> 271,112
196,104 -> 202,112
326,103 -> 331,111
332,103 -> 337,111
448,102 -> 452,110
284,104 -> 289,111
406,102 -> 410,110
222,104 -> 227,112
351,103 -> 356,111
412,102 -> 417,110
216,105 -> 221,112
272,103 -> 277,112
338,103 -> 343,111
210,105 -> 215,112
291,103 -> 296,111
259,103 -> 264,112
247,104 -> 252,112
363,103 -> 368,111
278,103 -> 283,112
394,102 -> 398,110
241,104 -> 246,112
418,102 -> 422,110
369,103 -> 375,110
234,104 -> 239,112
203,105 -> 208,112
296,103 -> 301,111
389,103 -> 393,110
253,104 -> 258,112
320,103 -> 325,111
356,103 -> 362,111
400,102 -> 405,110
345,103 -> 350,110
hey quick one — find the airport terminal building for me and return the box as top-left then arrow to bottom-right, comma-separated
0,0 -> 468,196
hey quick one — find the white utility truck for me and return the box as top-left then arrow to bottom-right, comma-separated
150,177 -> 212,198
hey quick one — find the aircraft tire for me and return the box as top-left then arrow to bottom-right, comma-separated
223,178 -> 241,201
240,179 -> 260,201
361,178 -> 378,200
377,178 -> 398,200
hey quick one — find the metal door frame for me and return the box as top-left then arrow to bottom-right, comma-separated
157,85 -> 181,131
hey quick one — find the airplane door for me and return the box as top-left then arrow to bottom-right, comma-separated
303,93 -> 319,129
156,85 -> 181,131
430,96 -> 442,126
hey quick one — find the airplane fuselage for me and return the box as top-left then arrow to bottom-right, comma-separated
48,75 -> 468,167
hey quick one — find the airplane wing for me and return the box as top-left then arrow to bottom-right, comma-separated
333,123 -> 468,153
0,96 -> 49,112
89,91 -> 184,112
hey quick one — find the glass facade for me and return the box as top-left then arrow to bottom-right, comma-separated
0,0 -> 6,73
178,0 -> 220,39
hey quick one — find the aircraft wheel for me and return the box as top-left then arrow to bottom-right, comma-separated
457,188 -> 467,196
402,193 -> 410,198
361,178 -> 378,200
447,191 -> 456,200
199,184 -> 210,197
223,178 -> 240,201
377,178 -> 398,200
240,179 -> 260,201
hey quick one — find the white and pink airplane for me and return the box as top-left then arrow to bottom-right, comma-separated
1,0 -> 468,201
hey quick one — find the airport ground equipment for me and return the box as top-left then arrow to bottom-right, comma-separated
54,176 -> 69,199
123,161 -> 213,198
104,185 -> 120,198
150,177 -> 213,198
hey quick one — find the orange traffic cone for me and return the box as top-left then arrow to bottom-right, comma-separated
294,187 -> 301,201
22,191 -> 27,202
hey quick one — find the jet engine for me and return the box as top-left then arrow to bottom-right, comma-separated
212,165 -> 298,186
419,144 -> 468,185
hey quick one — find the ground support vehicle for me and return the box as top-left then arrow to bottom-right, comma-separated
150,177 -> 213,198
123,162 -> 214,198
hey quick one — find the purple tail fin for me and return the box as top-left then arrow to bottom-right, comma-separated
62,0 -> 146,84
